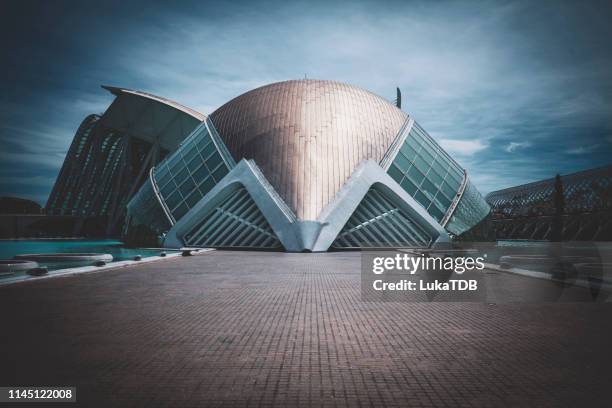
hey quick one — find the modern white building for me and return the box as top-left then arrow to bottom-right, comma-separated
124,80 -> 490,251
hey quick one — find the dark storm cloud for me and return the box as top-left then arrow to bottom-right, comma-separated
1,0 -> 611,204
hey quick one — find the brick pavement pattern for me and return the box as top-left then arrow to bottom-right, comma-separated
1,251 -> 611,407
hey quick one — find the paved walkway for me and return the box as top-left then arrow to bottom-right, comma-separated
1,251 -> 611,407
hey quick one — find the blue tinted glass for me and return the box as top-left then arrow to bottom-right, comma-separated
200,141 -> 216,159
413,155 -> 430,175
420,178 -> 438,199
400,177 -> 418,195
182,145 -> 199,164
166,190 -> 182,210
388,164 -> 403,183
156,166 -> 172,187
419,147 -> 434,165
187,155 -> 203,172
446,175 -> 461,191
427,203 -> 444,221
206,152 -> 223,170
413,190 -> 430,209
441,181 -> 457,199
407,165 -> 424,185
196,134 -> 211,151
199,177 -> 216,195
160,180 -> 176,198
399,143 -> 417,161
428,168 -> 444,187
173,202 -> 189,219
174,166 -> 189,183
192,163 -> 210,182
432,159 -> 448,176
406,134 -> 420,150
212,165 -> 229,181
185,190 -> 203,208
394,153 -> 411,171
435,191 -> 452,209
179,177 -> 196,197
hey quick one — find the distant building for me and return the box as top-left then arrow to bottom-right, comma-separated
46,87 -> 204,236
486,166 -> 612,241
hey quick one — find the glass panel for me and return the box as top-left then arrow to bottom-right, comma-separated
394,153 -> 411,172
196,135 -> 211,151
185,190 -> 203,208
419,147 -> 434,165
199,177 -> 216,195
173,202 -> 189,219
206,152 -> 223,170
427,203 -> 444,221
182,145 -> 199,164
400,177 -> 417,195
388,164 -> 403,183
431,160 -> 448,179
187,155 -> 203,172
446,176 -> 461,191
420,178 -> 438,200
399,143 -> 417,161
447,168 -> 463,185
174,167 -> 189,184
413,190 -> 430,209
428,168 -> 444,187
179,177 -> 196,197
160,180 -> 176,198
412,155 -> 429,175
435,191 -> 452,209
441,181 -> 457,199
166,154 -> 181,171
212,165 -> 228,181
165,190 -> 182,210
446,181 -> 490,236
200,142 -> 216,160
192,163 -> 210,182
406,134 -> 420,151
156,167 -> 172,188
407,165 -> 424,186
420,138 -> 438,158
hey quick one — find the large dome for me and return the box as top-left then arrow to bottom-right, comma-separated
210,79 -> 407,219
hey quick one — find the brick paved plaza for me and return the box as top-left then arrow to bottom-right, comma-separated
1,251 -> 611,407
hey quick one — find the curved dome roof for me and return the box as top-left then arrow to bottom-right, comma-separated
210,79 -> 407,220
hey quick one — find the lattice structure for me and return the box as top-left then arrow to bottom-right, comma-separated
332,188 -> 433,248
486,166 -> 612,241
46,87 -> 203,236
182,187 -> 282,249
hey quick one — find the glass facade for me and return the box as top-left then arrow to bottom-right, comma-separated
47,115 -> 102,216
121,81 -> 493,249
152,119 -> 236,223
385,121 -> 490,237
387,122 -> 464,223
46,86 -> 204,237
124,177 -> 171,237
445,180 -> 490,236
46,114 -> 167,236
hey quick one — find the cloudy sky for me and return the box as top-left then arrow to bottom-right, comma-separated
1,0 -> 611,205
